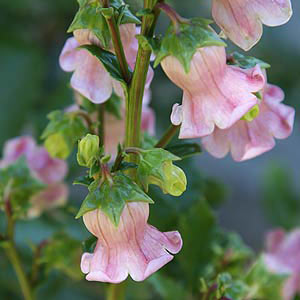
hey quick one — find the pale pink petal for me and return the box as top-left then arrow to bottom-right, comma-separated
70,51 -> 113,104
162,46 -> 264,138
282,274 -> 300,300
1,136 -> 36,167
265,229 -> 286,253
141,107 -> 156,136
28,183 -> 68,218
81,203 -> 182,283
212,0 -> 292,50
59,38 -> 81,72
27,147 -> 67,184
202,80 -> 294,161
170,103 -> 183,126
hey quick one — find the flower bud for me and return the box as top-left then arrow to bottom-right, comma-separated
77,134 -> 100,168
44,133 -> 70,160
148,161 -> 187,197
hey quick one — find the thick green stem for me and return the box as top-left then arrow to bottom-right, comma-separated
155,124 -> 179,148
107,282 -> 126,300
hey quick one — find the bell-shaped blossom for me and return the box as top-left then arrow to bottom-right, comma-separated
212,0 -> 292,51
28,183 -> 69,218
59,24 -> 154,104
263,229 -> 300,300
161,46 -> 265,138
202,84 -> 294,161
81,202 -> 182,283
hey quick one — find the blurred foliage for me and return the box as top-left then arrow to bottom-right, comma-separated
262,164 -> 300,230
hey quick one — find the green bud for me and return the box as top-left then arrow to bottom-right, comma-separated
148,160 -> 187,196
77,134 -> 100,168
241,104 -> 260,122
44,133 -> 71,159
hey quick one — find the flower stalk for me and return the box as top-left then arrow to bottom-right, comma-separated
155,124 -> 180,148
102,0 -> 131,84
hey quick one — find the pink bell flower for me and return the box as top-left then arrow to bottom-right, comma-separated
81,202 -> 182,283
263,229 -> 300,300
59,24 -> 154,104
161,46 -> 265,138
202,84 -> 294,161
212,0 -> 293,50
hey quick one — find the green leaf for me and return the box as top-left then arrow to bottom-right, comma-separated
40,232 -> 82,280
166,143 -> 202,159
227,51 -> 270,69
68,0 -> 140,49
154,18 -> 226,73
76,173 -> 153,225
0,158 -> 45,219
41,110 -> 88,159
80,45 -> 131,85
73,175 -> 94,186
141,132 -> 158,150
105,91 -> 122,119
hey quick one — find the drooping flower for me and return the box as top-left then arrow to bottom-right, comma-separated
81,202 -> 182,283
202,84 -> 294,161
212,0 -> 293,50
263,229 -> 300,300
59,24 -> 154,104
161,46 -> 265,138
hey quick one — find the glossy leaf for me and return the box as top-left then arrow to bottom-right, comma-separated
76,173 -> 153,226
166,143 -> 202,159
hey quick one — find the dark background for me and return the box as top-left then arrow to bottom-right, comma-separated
0,0 -> 299,299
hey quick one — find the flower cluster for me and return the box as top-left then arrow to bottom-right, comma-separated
0,136 -> 68,218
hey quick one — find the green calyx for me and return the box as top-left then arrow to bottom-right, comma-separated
76,172 -> 153,226
227,52 -> 270,70
137,148 -> 187,196
154,17 -> 226,73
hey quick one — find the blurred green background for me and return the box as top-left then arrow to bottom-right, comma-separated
0,0 -> 299,299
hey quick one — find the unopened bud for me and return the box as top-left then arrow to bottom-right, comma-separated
77,134 -> 100,168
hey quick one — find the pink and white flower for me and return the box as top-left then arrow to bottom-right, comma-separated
59,24 -> 154,104
212,0 -> 293,50
81,202 -> 182,283
263,229 -> 300,300
161,46 -> 265,138
202,84 -> 294,161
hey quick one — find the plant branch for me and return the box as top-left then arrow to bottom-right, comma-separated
103,0 -> 131,84
155,124 -> 179,148
3,196 -> 34,300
